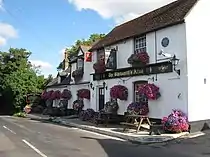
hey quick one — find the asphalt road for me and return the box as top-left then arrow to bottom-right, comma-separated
0,116 -> 209,157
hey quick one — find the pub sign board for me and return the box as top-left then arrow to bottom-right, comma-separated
106,49 -> 117,69
93,61 -> 173,81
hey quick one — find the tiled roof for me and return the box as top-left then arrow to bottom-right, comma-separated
46,77 -> 58,87
69,56 -> 77,63
90,0 -> 197,51
46,74 -> 71,87
60,75 -> 72,85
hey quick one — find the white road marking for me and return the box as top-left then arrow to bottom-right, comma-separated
3,126 -> 16,134
22,139 -> 47,157
76,128 -> 126,142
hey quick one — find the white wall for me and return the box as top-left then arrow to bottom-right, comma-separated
69,49 -> 91,110
71,62 -> 77,84
90,24 -> 188,119
71,49 -> 91,83
69,84 -> 91,110
185,0 -> 210,122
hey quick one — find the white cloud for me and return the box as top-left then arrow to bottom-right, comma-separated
30,60 -> 52,70
30,60 -> 54,77
68,0 -> 176,24
0,36 -> 6,46
59,47 -> 69,61
0,22 -> 18,46
0,0 -> 3,11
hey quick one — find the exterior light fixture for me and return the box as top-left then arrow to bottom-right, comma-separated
170,55 -> 180,76
148,76 -> 155,82
103,81 -> 108,90
89,82 -> 94,90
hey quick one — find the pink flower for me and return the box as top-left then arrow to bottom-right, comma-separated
110,85 -> 128,101
93,60 -> 106,73
138,83 -> 161,100
77,89 -> 90,100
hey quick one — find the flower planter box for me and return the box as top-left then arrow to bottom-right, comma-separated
127,52 -> 149,66
72,69 -> 84,81
131,62 -> 145,67
93,60 -> 106,73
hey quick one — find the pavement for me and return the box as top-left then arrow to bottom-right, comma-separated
0,116 -> 210,157
26,114 -> 189,144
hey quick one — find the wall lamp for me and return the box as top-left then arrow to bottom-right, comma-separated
170,55 -> 180,76
89,82 -> 94,90
148,76 -> 155,82
103,81 -> 108,90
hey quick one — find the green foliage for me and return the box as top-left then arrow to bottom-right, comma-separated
57,33 -> 105,70
44,74 -> 53,86
0,48 -> 47,113
13,112 -> 26,118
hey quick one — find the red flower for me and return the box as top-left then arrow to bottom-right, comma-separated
138,83 -> 161,100
61,89 -> 72,100
110,85 -> 128,101
77,89 -> 90,100
127,52 -> 149,65
41,90 -> 47,100
41,90 -> 53,100
50,90 -> 61,100
93,60 -> 106,73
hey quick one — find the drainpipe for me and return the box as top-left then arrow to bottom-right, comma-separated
154,31 -> 158,81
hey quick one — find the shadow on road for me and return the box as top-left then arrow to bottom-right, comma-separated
80,136 -> 195,157
28,117 -> 210,157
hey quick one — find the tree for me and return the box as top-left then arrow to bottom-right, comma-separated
44,74 -> 53,87
0,48 -> 46,113
57,33 -> 106,70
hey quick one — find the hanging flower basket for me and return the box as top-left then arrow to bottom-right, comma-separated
138,83 -> 161,100
127,52 -> 149,66
162,109 -> 189,133
42,90 -> 53,100
93,60 -> 106,73
50,90 -> 61,100
77,89 -> 90,100
110,85 -> 128,101
61,89 -> 72,100
127,102 -> 149,115
72,99 -> 84,111
72,69 -> 84,81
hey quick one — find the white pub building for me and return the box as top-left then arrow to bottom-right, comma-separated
79,0 -> 210,131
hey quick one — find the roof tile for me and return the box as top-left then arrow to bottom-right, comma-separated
90,0 -> 197,51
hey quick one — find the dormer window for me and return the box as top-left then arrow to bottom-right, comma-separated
77,58 -> 84,69
134,35 -> 146,53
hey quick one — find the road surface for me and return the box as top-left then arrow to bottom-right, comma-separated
0,116 -> 209,157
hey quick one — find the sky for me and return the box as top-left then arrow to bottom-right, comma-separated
0,0 -> 175,77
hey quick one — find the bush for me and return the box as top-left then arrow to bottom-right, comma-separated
13,112 -> 26,118
127,102 -> 149,115
79,108 -> 95,121
162,109 -> 189,133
